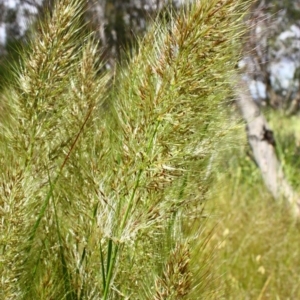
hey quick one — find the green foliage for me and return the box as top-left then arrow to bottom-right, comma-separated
203,112 -> 300,299
268,111 -> 300,192
0,0 -> 247,299
0,40 -> 24,92
0,0 -> 109,298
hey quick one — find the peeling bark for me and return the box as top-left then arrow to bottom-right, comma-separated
235,77 -> 300,216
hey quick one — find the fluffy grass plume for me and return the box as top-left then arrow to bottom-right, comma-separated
0,0 -> 109,298
97,0 -> 246,298
0,0 -> 246,299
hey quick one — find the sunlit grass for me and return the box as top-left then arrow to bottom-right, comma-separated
5,0 -> 300,298
204,112 -> 300,299
0,0 -> 247,299
2,0 -> 300,298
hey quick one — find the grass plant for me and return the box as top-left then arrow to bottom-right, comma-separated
0,0 -> 110,298
0,0 -> 248,299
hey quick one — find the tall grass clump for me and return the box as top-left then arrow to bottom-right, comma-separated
97,0 -> 246,298
0,0 -> 109,298
0,0 -> 247,299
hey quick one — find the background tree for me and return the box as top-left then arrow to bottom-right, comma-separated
241,0 -> 300,113
238,0 -> 300,214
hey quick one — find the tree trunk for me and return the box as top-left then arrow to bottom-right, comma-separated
235,77 -> 300,216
